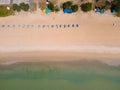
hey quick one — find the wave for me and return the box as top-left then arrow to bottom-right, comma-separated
1,61 -> 18,65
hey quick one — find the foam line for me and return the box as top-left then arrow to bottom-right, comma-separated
0,45 -> 120,53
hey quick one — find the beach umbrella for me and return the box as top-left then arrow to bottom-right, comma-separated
46,8 -> 51,14
100,9 -> 105,14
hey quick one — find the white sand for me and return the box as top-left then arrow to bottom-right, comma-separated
0,10 -> 120,65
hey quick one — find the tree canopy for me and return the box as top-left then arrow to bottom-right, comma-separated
81,2 -> 93,12
111,0 -> 120,17
20,3 -> 29,11
13,4 -> 21,12
71,5 -> 78,12
63,1 -> 73,9
115,3 -> 120,11
48,2 -> 55,12
13,3 -> 29,12
0,6 -> 13,17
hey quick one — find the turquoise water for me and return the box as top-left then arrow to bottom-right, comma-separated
0,61 -> 120,90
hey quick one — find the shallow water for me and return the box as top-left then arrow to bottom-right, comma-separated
0,61 -> 120,90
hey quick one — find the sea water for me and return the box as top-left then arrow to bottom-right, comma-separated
0,61 -> 120,90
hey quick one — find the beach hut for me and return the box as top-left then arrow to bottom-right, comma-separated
63,9 -> 73,13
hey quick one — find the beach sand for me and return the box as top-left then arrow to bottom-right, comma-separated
0,10 -> 120,65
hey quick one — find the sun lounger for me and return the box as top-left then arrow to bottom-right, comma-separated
42,25 -> 46,28
7,25 -> 10,28
12,25 -> 15,28
38,25 -> 41,28
2,25 -> 5,28
27,25 -> 29,28
56,25 -> 58,28
31,25 -> 34,28
0,24 -> 80,29
76,24 -> 79,27
64,25 -> 66,28
18,25 -> 21,28
72,24 -> 74,27
68,24 -> 70,28
59,25 -> 62,28
22,25 -> 25,28
51,25 -> 54,28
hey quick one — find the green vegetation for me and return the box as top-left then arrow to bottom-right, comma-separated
0,0 -> 120,17
12,4 -> 21,12
0,5 -> 13,17
116,11 -> 120,17
71,5 -> 78,12
48,2 -> 55,12
20,3 -> 29,11
63,1 -> 73,9
81,2 -> 93,12
12,3 -> 29,12
111,0 -> 120,17
94,0 -> 120,17
63,1 -> 78,13
111,0 -> 120,11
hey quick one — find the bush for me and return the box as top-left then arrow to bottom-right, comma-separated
63,1 -> 72,9
104,1 -> 111,10
12,4 -> 18,11
81,2 -> 93,12
0,5 -> 13,17
116,11 -> 120,17
55,5 -> 60,12
111,0 -> 120,17
111,1 -> 120,10
111,0 -> 119,5
20,3 -> 29,11
71,5 -> 78,12
12,4 -> 21,12
112,2 -> 120,11
48,2 -> 55,12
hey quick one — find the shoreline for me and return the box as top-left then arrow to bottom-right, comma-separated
1,50 -> 120,66
1,45 -> 120,53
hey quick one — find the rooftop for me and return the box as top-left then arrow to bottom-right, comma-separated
0,0 -> 30,5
